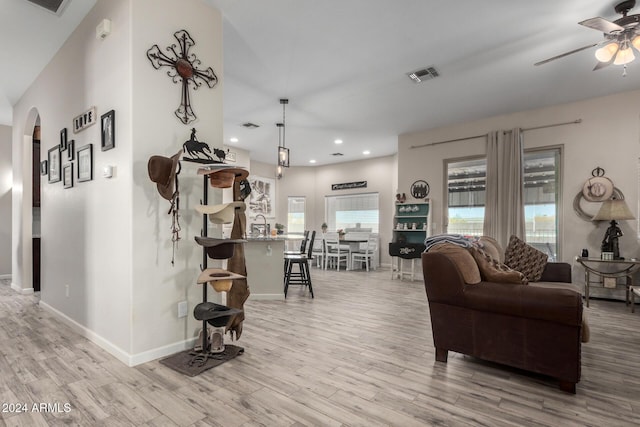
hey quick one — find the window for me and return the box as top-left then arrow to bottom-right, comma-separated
325,193 -> 379,233
445,147 -> 561,259
287,197 -> 305,234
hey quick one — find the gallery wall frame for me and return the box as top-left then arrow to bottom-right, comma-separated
40,160 -> 48,176
60,128 -> 67,151
48,145 -> 61,183
63,163 -> 73,189
248,175 -> 275,218
67,140 -> 75,161
77,143 -> 93,182
101,110 -> 115,151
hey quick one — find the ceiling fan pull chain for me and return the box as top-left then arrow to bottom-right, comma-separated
623,64 -> 628,77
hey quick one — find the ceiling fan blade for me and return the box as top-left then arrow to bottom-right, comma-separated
593,59 -> 613,71
534,43 -> 599,66
579,17 -> 625,34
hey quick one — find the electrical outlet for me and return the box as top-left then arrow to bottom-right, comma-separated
177,301 -> 188,318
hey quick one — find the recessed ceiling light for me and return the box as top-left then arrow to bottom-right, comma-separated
230,137 -> 238,143
334,139 -> 343,144
363,150 -> 371,155
309,159 -> 316,164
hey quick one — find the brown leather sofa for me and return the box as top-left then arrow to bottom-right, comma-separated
421,252 -> 583,393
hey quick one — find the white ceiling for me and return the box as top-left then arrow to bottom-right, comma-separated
4,0 -> 640,166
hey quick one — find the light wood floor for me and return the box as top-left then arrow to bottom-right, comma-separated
1,268 -> 640,426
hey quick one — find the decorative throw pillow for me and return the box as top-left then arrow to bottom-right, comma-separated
504,235 -> 548,282
469,247 -> 528,285
479,236 -> 503,263
428,243 -> 481,285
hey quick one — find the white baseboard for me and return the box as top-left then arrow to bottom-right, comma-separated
11,282 -> 34,295
39,301 -> 199,367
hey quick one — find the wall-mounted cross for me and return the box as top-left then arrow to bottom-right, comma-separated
146,29 -> 218,124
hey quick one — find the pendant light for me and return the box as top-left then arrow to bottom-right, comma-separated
277,99 -> 290,169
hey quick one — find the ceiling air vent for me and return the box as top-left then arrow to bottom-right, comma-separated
24,0 -> 70,15
331,152 -> 344,156
408,66 -> 439,83
241,122 -> 260,129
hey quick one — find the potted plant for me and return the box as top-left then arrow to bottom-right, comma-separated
321,222 -> 328,233
337,229 -> 346,240
275,223 -> 285,235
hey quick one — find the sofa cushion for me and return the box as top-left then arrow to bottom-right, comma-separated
479,235 -> 503,263
469,247 -> 528,285
428,243 -> 481,285
504,235 -> 548,282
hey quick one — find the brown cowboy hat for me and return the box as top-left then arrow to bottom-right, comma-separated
148,150 -> 182,200
197,166 -> 249,188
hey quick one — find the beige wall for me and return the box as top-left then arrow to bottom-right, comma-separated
251,155 -> 397,264
0,124 -> 10,276
398,90 -> 640,276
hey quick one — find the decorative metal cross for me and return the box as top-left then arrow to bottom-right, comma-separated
146,29 -> 218,124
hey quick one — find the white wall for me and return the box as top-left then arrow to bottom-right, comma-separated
12,0 -> 225,365
0,125 -> 11,276
253,155 -> 397,265
398,90 -> 640,272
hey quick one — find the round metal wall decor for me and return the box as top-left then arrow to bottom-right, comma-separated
410,180 -> 430,199
573,187 -> 625,222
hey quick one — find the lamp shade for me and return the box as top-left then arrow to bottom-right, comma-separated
614,46 -> 635,65
592,198 -> 635,221
595,42 -> 619,62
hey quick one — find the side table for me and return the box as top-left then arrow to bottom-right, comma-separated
575,257 -> 640,308
631,286 -> 640,313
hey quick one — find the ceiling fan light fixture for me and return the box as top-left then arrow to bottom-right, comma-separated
595,42 -> 620,62
632,35 -> 640,51
614,45 -> 635,64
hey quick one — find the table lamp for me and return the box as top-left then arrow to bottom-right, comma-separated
592,198 -> 635,259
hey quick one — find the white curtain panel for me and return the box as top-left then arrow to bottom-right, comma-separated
483,128 -> 525,249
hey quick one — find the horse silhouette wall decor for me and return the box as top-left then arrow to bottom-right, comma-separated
182,128 -> 228,164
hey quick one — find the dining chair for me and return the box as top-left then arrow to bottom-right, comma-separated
324,232 -> 348,271
283,231 -> 315,298
351,235 -> 378,271
311,234 -> 326,268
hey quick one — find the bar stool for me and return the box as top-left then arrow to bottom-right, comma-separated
284,231 -> 315,298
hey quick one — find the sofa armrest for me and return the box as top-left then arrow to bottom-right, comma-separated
462,281 -> 582,326
539,262 -> 572,283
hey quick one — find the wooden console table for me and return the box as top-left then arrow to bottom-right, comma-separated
575,256 -> 640,308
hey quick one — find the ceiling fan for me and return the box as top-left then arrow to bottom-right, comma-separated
535,0 -> 640,72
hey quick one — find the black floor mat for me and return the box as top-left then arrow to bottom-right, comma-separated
159,345 -> 244,377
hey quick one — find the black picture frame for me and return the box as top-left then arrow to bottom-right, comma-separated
67,140 -> 75,161
77,143 -> 93,182
60,128 -> 67,151
48,145 -> 61,183
101,110 -> 115,151
63,164 -> 74,189
40,160 -> 48,176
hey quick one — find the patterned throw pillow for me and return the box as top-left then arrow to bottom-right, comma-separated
504,235 -> 548,282
469,247 -> 528,285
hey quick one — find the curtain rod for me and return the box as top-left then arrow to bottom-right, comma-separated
409,119 -> 582,149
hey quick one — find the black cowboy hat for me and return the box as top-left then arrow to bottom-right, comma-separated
194,236 -> 247,259
193,302 -> 243,327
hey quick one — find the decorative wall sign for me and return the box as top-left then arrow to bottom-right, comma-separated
331,181 -> 367,191
63,163 -> 73,189
73,106 -> 97,133
101,110 -> 115,151
182,128 -> 213,162
146,29 -> 219,124
225,151 -> 236,163
77,144 -> 93,182
48,146 -> 61,183
411,180 -> 430,199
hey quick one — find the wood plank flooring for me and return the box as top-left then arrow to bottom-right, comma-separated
1,268 -> 640,426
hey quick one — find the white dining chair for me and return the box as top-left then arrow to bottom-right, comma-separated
351,235 -> 378,271
324,232 -> 348,271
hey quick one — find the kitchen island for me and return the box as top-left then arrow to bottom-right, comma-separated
244,235 -> 303,300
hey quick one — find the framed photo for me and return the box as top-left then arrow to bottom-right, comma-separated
48,145 -> 61,183
60,128 -> 67,151
63,163 -> 73,189
67,140 -> 75,161
101,110 -> 115,151
248,175 -> 275,218
77,143 -> 93,182
40,160 -> 48,176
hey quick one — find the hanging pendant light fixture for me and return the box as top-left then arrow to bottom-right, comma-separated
277,98 -> 290,168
